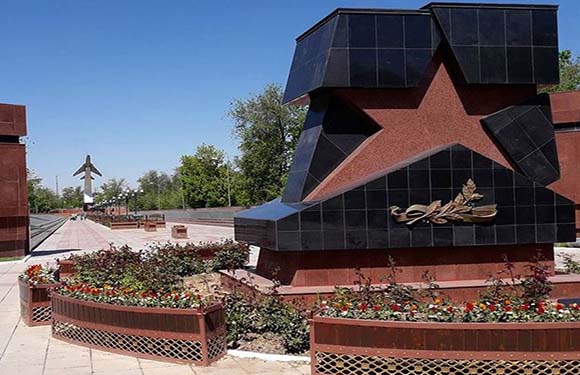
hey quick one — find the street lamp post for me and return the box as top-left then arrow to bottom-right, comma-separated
116,195 -> 122,216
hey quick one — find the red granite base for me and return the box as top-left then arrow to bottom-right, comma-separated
220,270 -> 580,305
256,244 -> 554,287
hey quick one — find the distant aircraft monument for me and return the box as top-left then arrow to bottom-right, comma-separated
73,155 -> 102,210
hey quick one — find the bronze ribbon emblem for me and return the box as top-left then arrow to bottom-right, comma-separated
389,179 -> 498,225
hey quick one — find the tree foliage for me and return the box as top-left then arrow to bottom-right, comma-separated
137,170 -> 182,210
229,84 -> 306,204
539,49 -> 580,93
98,178 -> 128,201
179,144 -> 236,208
27,171 -> 60,213
61,186 -> 83,208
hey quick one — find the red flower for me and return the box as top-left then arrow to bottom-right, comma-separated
373,305 -> 381,312
465,302 -> 474,312
489,304 -> 496,312
391,304 -> 400,312
447,306 -> 454,313
574,304 -> 580,311
359,303 -> 368,311
538,304 -> 545,314
521,304 -> 530,311
505,305 -> 512,312
556,303 -> 564,311
340,305 -> 348,312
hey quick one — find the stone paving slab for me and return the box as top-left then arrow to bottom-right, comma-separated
0,219 -> 307,375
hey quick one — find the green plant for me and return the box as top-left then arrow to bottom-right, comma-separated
560,253 -> 580,274
382,256 -> 417,304
520,253 -> 552,303
479,255 -> 521,304
207,240 -> 250,271
224,291 -> 310,354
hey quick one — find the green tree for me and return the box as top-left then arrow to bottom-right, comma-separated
179,144 -> 233,208
98,178 -> 128,201
540,50 -> 580,93
61,186 -> 83,208
229,84 -> 306,204
137,170 -> 181,210
27,170 -> 60,213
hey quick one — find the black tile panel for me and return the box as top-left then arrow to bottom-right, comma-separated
236,144 -> 576,251
429,4 -> 559,85
506,9 -> 532,46
377,49 -> 406,86
479,8 -> 505,46
284,5 -> 559,103
377,15 -> 404,47
533,47 -> 560,84
532,10 -> 558,46
405,14 -> 432,48
323,231 -> 345,250
481,104 -> 560,185
507,47 -> 533,83
480,47 -> 507,83
283,11 -> 438,103
283,95 -> 380,203
350,49 -> 377,87
450,8 -> 478,45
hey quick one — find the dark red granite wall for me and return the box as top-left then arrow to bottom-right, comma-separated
0,104 -> 28,257
257,245 -> 554,287
549,91 -> 580,125
551,131 -> 580,232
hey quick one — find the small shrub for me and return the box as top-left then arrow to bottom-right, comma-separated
520,253 -> 552,303
382,256 -> 417,304
560,253 -> 580,274
205,240 -> 250,272
224,290 -> 310,354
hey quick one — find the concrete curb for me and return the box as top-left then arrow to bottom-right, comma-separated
227,349 -> 309,363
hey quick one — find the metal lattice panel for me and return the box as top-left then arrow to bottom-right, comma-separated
314,352 -> 580,375
207,334 -> 226,360
52,320 -> 203,362
31,306 -> 52,322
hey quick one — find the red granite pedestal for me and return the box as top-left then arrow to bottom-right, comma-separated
221,244 -> 580,304
0,103 -> 28,258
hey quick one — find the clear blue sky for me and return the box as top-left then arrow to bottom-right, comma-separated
1,0 -> 579,192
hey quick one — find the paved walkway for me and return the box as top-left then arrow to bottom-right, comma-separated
0,220 -> 308,375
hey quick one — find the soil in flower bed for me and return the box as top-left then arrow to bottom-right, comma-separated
183,273 -> 221,294
236,332 -> 308,356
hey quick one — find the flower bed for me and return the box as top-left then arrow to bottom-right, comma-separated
18,265 -> 60,326
51,293 -> 226,365
44,242 -> 249,364
310,315 -> 580,375
310,258 -> 580,374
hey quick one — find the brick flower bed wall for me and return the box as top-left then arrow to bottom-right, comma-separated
109,221 -> 139,230
311,316 -> 580,375
18,278 -> 60,326
57,260 -> 76,278
51,294 -> 226,365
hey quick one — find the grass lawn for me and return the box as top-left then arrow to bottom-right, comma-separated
0,256 -> 24,262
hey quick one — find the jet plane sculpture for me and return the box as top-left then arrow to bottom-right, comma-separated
73,155 -> 102,209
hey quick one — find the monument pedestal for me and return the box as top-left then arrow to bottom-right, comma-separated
255,244 -> 554,287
